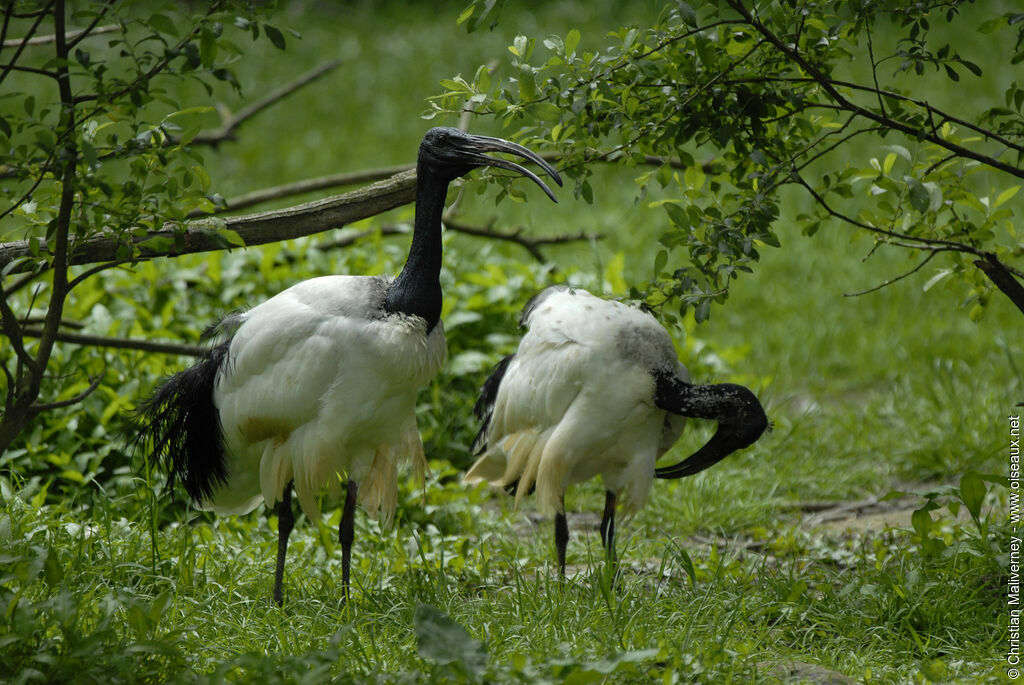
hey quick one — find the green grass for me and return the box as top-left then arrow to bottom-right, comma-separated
0,0 -> 1014,682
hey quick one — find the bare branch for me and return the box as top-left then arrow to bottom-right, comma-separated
18,326 -> 204,357
67,260 -> 125,291
193,164 -> 413,217
0,1 -> 55,89
67,3 -> 117,50
442,216 -> 603,264
1,23 -> 118,48
0,169 -> 418,273
191,60 -> 343,146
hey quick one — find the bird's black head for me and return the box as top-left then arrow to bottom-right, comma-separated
418,127 -> 562,201
653,376 -> 769,480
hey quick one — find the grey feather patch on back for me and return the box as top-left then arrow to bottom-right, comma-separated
615,324 -> 676,371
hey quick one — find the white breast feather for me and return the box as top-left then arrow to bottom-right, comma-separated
207,275 -> 446,523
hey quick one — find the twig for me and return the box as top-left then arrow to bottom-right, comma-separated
843,251 -> 937,297
191,60 -> 342,146
442,216 -> 603,264
30,371 -> 105,411
790,171 -> 986,255
17,317 -> 85,330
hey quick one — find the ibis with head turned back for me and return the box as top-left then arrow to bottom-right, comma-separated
467,285 -> 768,575
133,127 -> 561,604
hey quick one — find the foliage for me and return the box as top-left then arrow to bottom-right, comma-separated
441,0 -> 1024,322
0,1 -> 286,453
0,2 -> 1013,682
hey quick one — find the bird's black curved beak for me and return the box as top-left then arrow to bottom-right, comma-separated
460,134 -> 563,202
652,376 -> 769,480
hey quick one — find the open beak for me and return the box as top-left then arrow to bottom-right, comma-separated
461,134 -> 563,202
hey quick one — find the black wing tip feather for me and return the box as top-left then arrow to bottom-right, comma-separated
471,354 -> 515,455
129,340 -> 231,504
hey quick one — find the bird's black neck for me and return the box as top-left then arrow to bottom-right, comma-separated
384,167 -> 448,332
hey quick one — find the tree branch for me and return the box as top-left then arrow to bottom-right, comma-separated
17,326 -> 204,357
1,22 -> 118,48
199,151 -> 698,219
442,216 -> 602,264
0,0 -> 54,89
973,254 -> 1024,316
192,164 -> 413,216
790,171 -> 987,256
191,59 -> 342,146
0,169 -> 418,273
726,0 -> 1024,179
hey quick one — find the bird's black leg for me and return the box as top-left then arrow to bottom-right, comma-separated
555,499 -> 569,578
273,482 -> 295,607
339,479 -> 359,601
600,490 -> 617,566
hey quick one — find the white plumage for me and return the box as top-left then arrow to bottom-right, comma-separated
468,285 -> 768,574
467,286 -> 685,516
135,127 -> 561,603
210,275 -> 446,523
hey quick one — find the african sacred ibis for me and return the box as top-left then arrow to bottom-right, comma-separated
467,285 -> 768,575
133,127 -> 561,604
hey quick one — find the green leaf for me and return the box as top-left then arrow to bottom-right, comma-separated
911,508 -> 933,539
263,24 -> 287,50
678,2 -> 698,28
148,14 -> 177,35
413,605 -> 487,674
694,298 -> 710,323
215,227 -> 246,248
994,185 -> 1020,208
653,249 -> 668,277
664,202 -> 690,229
565,28 -> 580,56
958,472 -> 986,520
457,4 -> 476,25
907,178 -> 930,213
882,152 -> 896,175
200,27 -> 218,68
